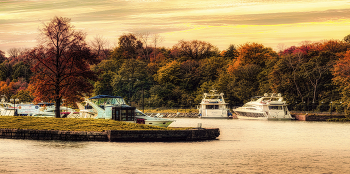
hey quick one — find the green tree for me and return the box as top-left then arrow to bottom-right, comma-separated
179,60 -> 201,92
111,59 -> 149,105
110,33 -> 142,62
0,50 -> 6,63
0,61 -> 12,81
344,34 -> 350,43
154,60 -> 181,85
172,40 -> 219,60
11,89 -> 34,103
94,71 -> 115,95
223,44 -> 238,59
11,61 -> 31,82
199,56 -> 229,84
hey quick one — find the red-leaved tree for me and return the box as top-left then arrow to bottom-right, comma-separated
28,16 -> 98,118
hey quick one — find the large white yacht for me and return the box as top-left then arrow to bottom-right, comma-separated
198,90 -> 233,119
81,95 -> 174,127
233,93 -> 293,120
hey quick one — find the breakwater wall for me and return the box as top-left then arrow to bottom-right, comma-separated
145,112 -> 200,118
0,128 -> 220,142
294,114 -> 346,121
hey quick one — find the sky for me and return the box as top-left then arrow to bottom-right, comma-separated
1,0 -> 350,56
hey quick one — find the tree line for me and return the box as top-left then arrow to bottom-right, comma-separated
1,16 -> 350,115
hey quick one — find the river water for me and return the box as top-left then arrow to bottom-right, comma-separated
1,118 -> 350,174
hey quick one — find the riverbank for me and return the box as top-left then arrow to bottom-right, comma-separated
146,110 -> 347,121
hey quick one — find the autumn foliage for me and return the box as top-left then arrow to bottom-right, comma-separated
28,16 -> 98,117
333,50 -> 350,109
2,17 -> 350,114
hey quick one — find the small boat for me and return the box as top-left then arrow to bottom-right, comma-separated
0,102 -> 16,116
17,102 -> 76,117
134,109 -> 174,127
233,93 -> 293,120
82,95 -> 174,127
198,90 -> 233,119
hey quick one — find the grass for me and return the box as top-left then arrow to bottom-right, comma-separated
0,116 -> 190,132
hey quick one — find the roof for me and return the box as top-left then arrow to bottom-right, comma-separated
88,95 -> 123,99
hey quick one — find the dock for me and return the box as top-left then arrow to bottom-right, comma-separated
0,128 -> 220,142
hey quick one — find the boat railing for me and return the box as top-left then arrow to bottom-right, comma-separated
203,99 -> 223,103
84,98 -> 105,115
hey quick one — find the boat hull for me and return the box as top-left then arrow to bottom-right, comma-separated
144,120 -> 173,127
136,115 -> 174,128
200,115 -> 232,119
234,110 -> 293,120
236,115 -> 292,120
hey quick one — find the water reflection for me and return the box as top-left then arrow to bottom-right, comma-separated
33,141 -> 87,149
1,118 -> 350,173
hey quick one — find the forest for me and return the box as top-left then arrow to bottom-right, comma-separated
1,17 -> 350,114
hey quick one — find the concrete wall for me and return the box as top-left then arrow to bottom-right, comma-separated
0,128 -> 220,142
294,114 -> 346,121
0,129 -> 108,141
107,128 -> 220,142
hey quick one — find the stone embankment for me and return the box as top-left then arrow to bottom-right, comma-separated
293,114 -> 346,121
145,112 -> 200,118
146,112 -> 238,119
0,128 -> 220,142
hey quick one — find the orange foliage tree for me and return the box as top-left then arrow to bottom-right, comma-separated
333,50 -> 350,110
28,16 -> 98,118
231,42 -> 278,70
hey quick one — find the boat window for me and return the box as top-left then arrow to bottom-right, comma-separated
243,104 -> 254,108
262,98 -> 271,101
268,106 -> 282,110
206,105 -> 219,109
235,111 -> 265,117
121,110 -> 127,121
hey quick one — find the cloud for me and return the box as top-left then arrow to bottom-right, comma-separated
1,0 -> 350,54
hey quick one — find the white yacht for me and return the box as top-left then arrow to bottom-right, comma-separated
0,102 -> 16,116
82,95 -> 174,127
198,90 -> 233,119
134,109 -> 174,127
233,93 -> 293,120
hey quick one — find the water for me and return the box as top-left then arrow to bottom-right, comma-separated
1,118 -> 350,173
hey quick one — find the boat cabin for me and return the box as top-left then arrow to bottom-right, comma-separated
111,106 -> 136,121
199,90 -> 231,118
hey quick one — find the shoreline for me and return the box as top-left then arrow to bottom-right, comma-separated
293,113 -> 347,121
148,112 -> 348,121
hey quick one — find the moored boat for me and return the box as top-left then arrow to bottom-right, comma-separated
16,103 -> 76,117
198,90 -> 233,119
233,93 -> 293,120
83,95 -> 174,127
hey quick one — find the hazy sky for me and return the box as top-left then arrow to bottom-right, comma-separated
1,0 -> 350,55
